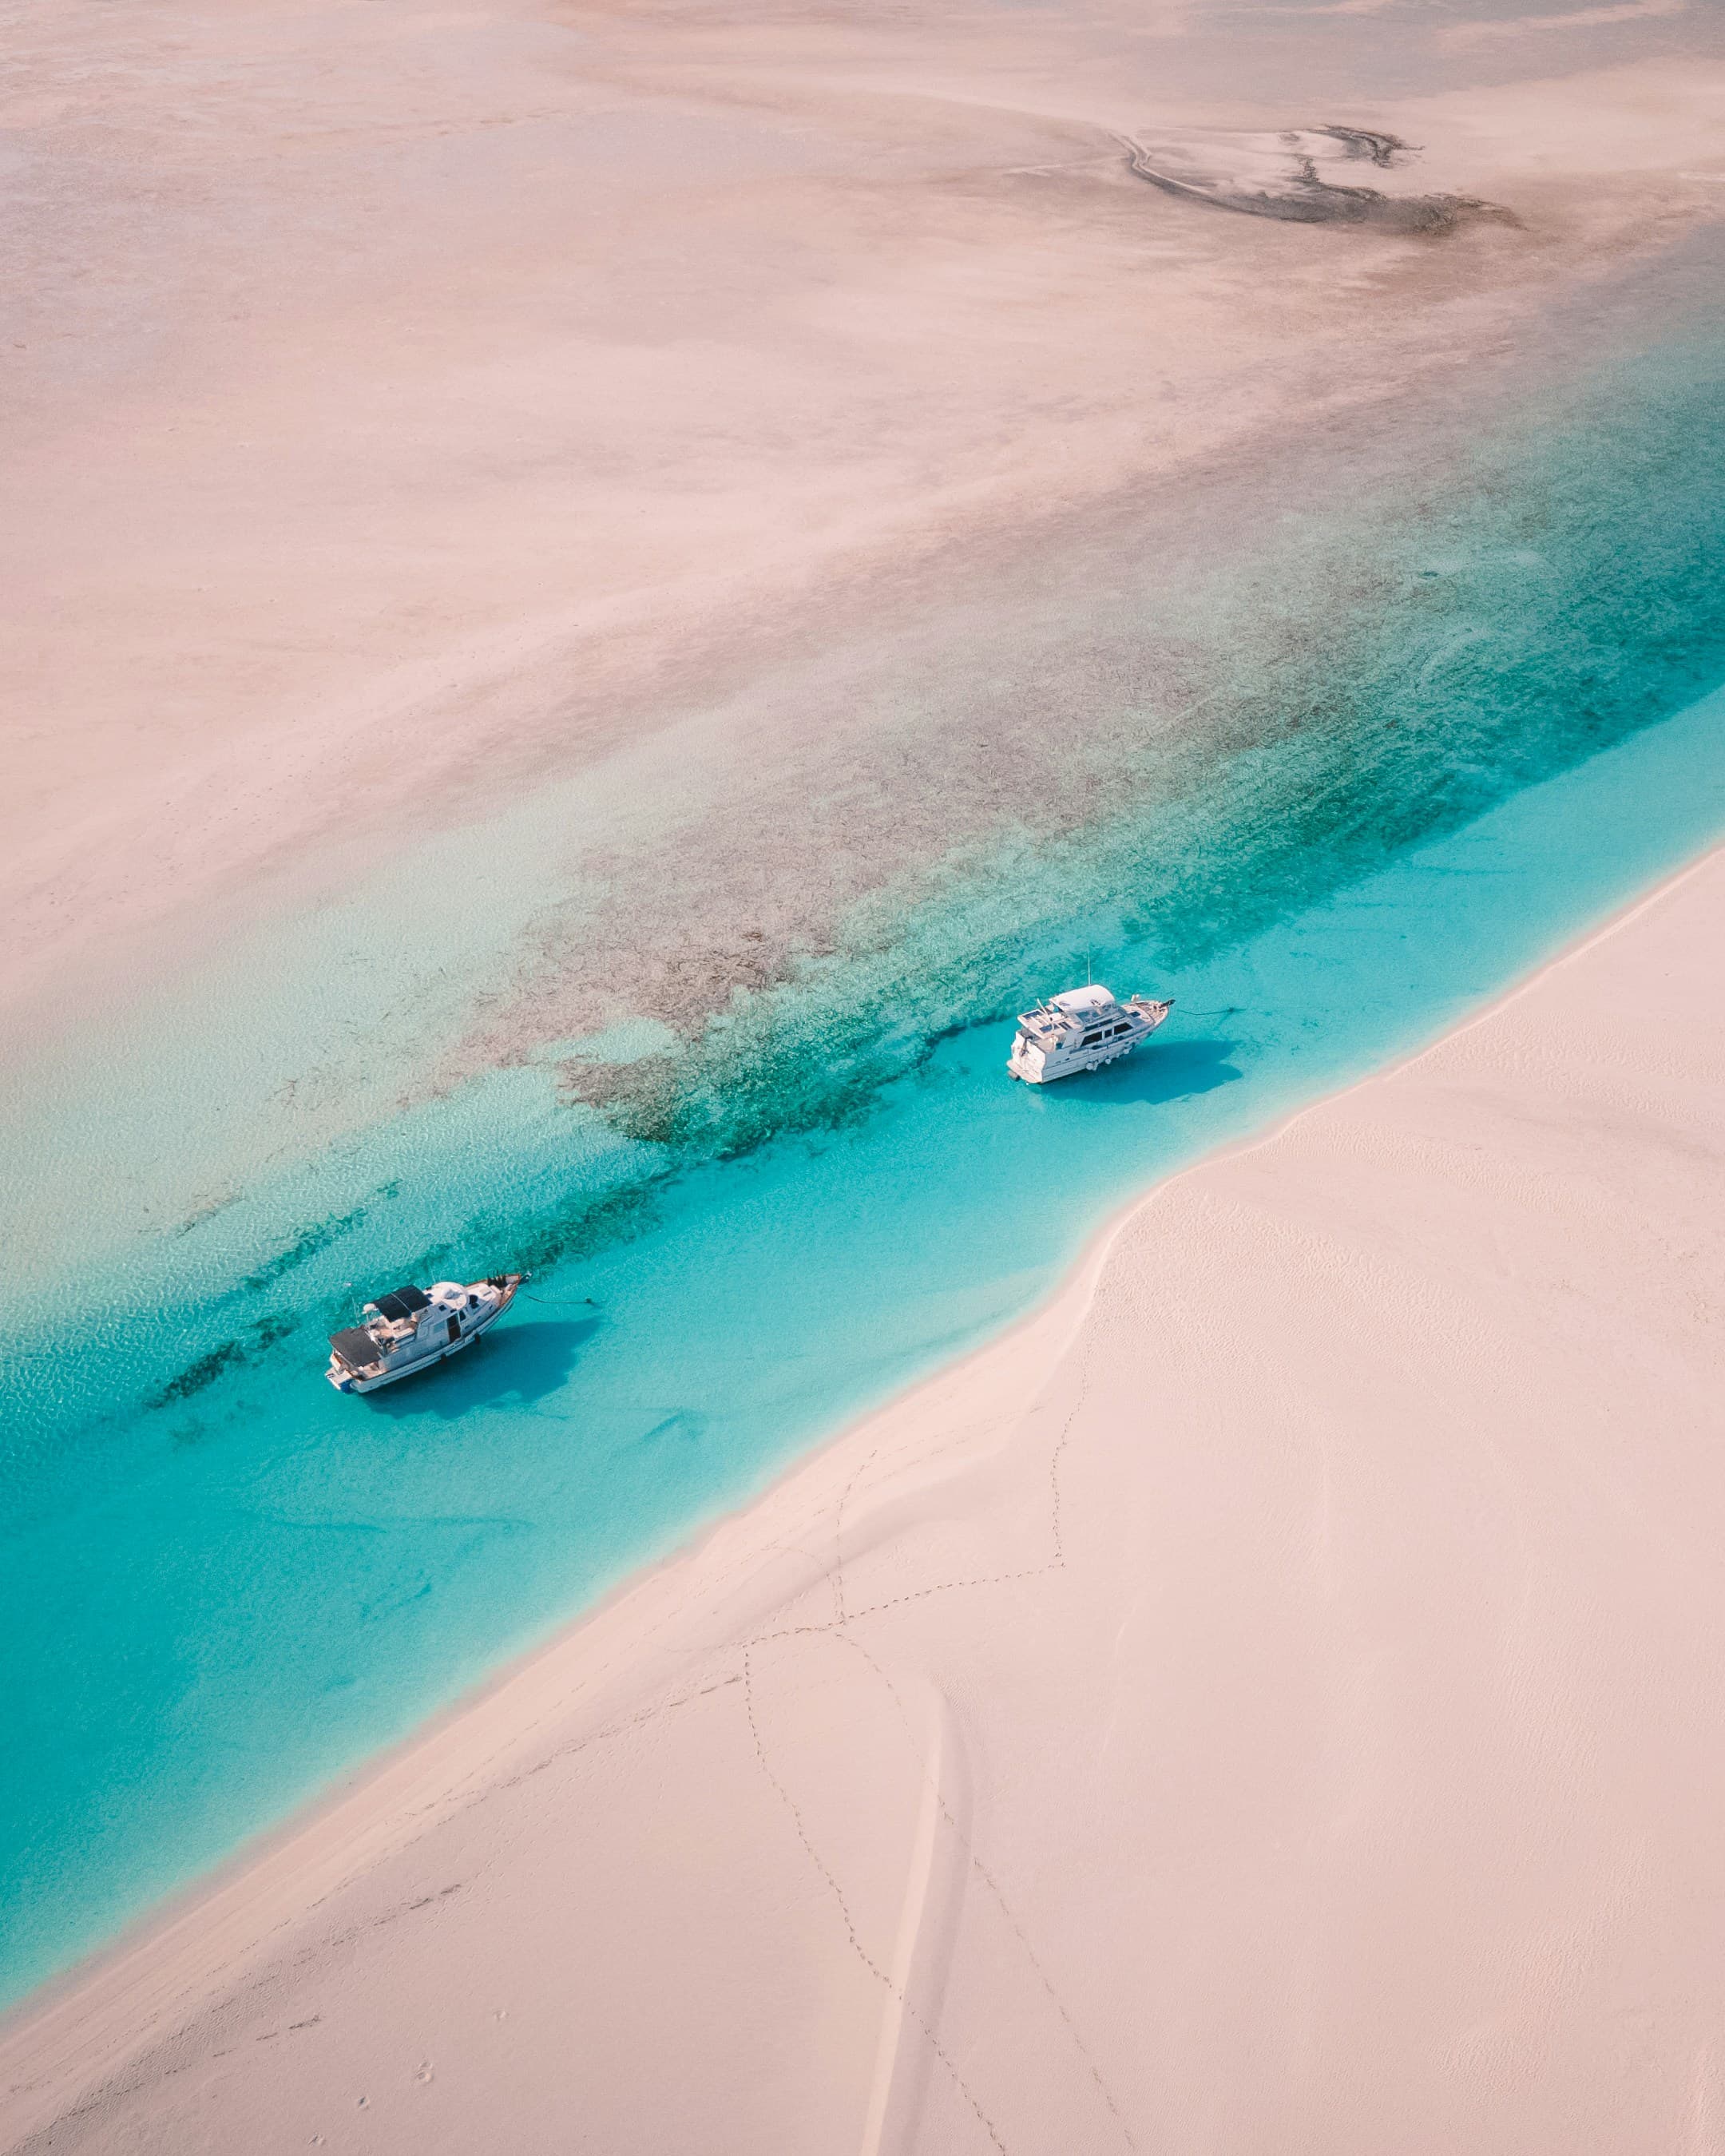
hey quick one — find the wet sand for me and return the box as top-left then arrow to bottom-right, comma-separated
5,0 -> 1722,1045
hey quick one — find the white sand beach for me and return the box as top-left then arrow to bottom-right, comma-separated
6,842 -> 1720,2155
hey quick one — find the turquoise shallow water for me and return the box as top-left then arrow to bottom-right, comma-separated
4,310 -> 1725,2008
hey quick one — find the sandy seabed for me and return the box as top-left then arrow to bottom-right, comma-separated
5,842 -> 1721,2154
6,0 -> 1723,1063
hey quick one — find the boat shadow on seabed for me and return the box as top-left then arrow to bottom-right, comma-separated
359,1314 -> 601,1421
349,1046 -> 1239,1422
1038,1033 -> 1243,1108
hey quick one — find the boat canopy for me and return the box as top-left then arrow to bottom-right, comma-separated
329,1326 -> 385,1370
1050,985 -> 1116,1014
371,1286 -> 430,1322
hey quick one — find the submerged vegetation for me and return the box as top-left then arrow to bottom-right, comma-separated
521,336 -> 1725,1199
149,1312 -> 299,1409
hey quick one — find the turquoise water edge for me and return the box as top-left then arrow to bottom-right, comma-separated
4,323 -> 1725,2008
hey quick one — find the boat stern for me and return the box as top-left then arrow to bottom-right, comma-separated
327,1324 -> 388,1391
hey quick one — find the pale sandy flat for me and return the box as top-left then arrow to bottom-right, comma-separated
6,0 -> 1723,1058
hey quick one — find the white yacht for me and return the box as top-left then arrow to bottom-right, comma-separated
1008,983 -> 1173,1084
326,1273 -> 525,1394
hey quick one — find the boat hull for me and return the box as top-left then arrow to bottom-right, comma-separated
1009,1040 -> 1139,1084
330,1321 -> 486,1394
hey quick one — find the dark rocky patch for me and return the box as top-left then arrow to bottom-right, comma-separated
1121,126 -> 1516,236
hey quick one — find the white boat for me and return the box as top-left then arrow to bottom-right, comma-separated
326,1274 -> 525,1393
1007,983 -> 1173,1084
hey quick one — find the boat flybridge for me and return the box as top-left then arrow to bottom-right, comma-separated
1007,983 -> 1173,1084
326,1274 -> 525,1394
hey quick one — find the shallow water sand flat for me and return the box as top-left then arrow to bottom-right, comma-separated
2,0 -> 1725,2129
6,0 -> 1723,1051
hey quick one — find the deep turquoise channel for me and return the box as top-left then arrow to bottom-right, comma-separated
3,315 -> 1725,2010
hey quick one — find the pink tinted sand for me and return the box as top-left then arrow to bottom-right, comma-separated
3,0 -> 1722,1039
6,847 -> 1721,2154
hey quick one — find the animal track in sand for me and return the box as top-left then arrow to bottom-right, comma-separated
729,1352 -> 1128,2148
837,1630 -> 1137,2153
740,1646 -> 1008,2154
755,1369 -> 1085,1653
